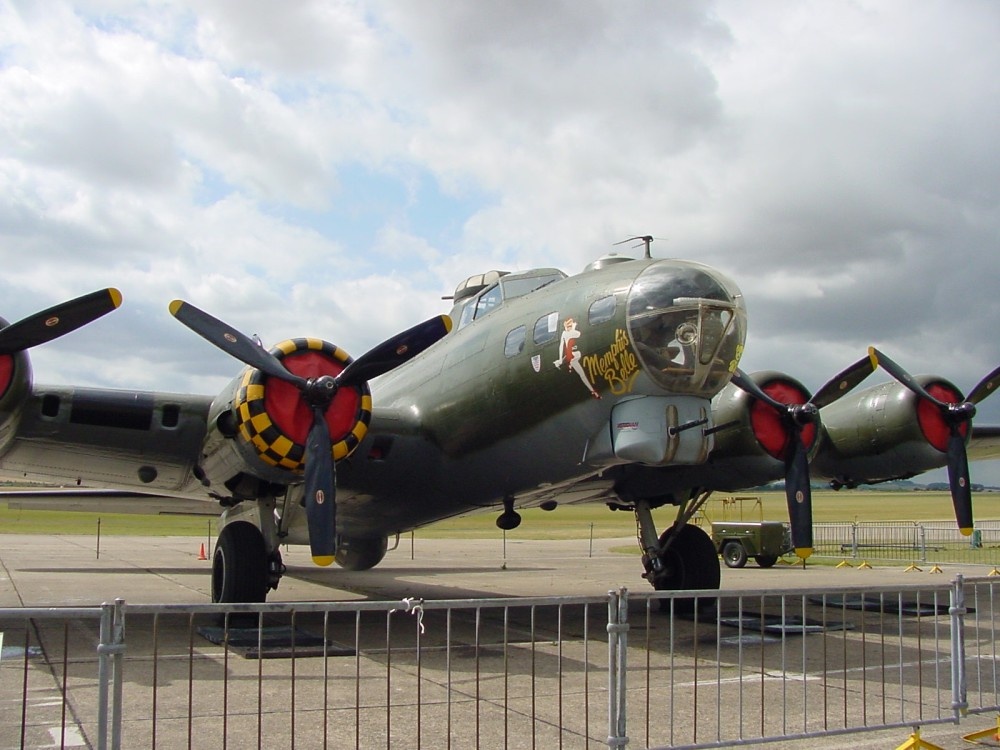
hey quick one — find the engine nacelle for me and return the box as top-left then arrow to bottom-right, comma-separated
706,370 -> 815,490
812,376 -> 963,486
196,338 -> 372,499
0,319 -> 32,458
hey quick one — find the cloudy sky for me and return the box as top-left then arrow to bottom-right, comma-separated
2,1 -> 999,484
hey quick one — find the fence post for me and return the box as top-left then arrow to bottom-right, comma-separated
96,603 -> 113,750
111,599 -> 125,750
950,575 -> 968,719
96,600 -> 127,750
607,588 -> 629,749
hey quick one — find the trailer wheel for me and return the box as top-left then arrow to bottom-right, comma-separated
755,554 -> 779,568
722,540 -> 748,569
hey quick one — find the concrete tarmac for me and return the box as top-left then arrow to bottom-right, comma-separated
1,533 -> 998,749
1,531 -> 992,608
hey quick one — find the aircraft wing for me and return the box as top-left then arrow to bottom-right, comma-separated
0,384 -> 214,499
969,425 -> 1000,461
1,488 -> 219,516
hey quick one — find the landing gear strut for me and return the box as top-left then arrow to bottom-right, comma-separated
633,493 -> 720,611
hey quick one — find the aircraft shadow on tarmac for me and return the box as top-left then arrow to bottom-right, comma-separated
21,567 -> 207,576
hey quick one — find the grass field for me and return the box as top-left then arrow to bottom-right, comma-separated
1,490 -> 996,539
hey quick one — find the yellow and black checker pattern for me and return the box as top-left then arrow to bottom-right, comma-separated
234,338 -> 372,471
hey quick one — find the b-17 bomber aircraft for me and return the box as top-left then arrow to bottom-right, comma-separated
2,237 -> 1000,604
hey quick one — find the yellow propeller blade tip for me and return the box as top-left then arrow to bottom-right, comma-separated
312,555 -> 335,567
795,547 -> 813,561
959,527 -> 973,537
108,288 -> 123,308
168,300 -> 184,316
867,346 -> 878,368
441,314 -> 454,333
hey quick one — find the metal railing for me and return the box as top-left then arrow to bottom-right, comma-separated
1,577 -> 997,749
813,520 -> 1000,566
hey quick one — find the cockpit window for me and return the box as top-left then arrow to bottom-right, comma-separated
501,271 -> 565,300
474,284 -> 502,319
627,262 -> 746,396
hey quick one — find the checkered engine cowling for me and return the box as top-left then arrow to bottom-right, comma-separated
233,338 -> 372,473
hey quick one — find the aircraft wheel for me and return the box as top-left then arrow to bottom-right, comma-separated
335,536 -> 389,571
212,522 -> 268,604
653,524 -> 720,613
722,540 -> 748,569
755,554 -> 779,568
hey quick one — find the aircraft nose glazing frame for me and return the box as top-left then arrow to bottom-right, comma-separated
625,261 -> 746,398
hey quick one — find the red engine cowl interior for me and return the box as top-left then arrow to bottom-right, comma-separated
0,348 -> 32,454
234,338 -> 372,471
0,354 -> 13,401
748,378 -> 815,461
917,382 -> 966,452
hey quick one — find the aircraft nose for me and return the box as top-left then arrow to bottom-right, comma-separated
626,260 -> 747,397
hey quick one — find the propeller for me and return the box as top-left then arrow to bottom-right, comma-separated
0,289 -> 123,354
730,355 -> 876,559
868,346 -> 1000,536
169,300 -> 452,564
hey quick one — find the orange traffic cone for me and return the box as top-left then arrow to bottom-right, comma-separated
198,543 -> 207,561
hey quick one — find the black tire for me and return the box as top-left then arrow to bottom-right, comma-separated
335,536 -> 389,571
755,554 -> 779,568
652,524 -> 720,613
212,522 -> 268,604
722,540 -> 748,569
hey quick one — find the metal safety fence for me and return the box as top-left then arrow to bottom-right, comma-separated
813,520 -> 1000,566
1,577 -> 998,749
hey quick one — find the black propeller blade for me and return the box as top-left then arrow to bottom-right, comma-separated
170,300 -> 452,564
0,288 -> 122,354
731,355 -> 875,558
168,300 -> 308,387
868,347 -> 1000,535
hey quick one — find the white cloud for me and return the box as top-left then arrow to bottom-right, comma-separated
2,0 -> 999,482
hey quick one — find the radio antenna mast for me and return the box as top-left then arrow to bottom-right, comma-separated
614,235 -> 654,259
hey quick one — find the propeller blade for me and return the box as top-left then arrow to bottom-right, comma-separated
811,355 -> 876,410
784,436 -> 814,558
946,430 -> 974,535
968,364 -> 1000,405
303,407 -> 337,565
868,347 -> 946,407
337,315 -> 452,387
870,347 -> 986,535
0,288 -> 122,354
730,368 -> 788,412
168,300 -> 307,387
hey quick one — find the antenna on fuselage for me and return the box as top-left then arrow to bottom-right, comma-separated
614,235 -> 655,258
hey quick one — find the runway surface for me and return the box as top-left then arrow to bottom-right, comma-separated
0,531 -> 988,608
2,534 -> 997,749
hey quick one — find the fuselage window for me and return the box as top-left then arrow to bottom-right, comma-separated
588,295 -> 616,325
504,325 -> 526,358
533,312 -> 559,345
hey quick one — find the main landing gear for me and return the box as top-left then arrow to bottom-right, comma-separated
210,498 -> 391,604
212,521 -> 273,604
633,492 -> 720,611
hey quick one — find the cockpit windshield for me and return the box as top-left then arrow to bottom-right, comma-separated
453,268 -> 566,330
626,261 -> 746,396
500,270 -> 565,301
